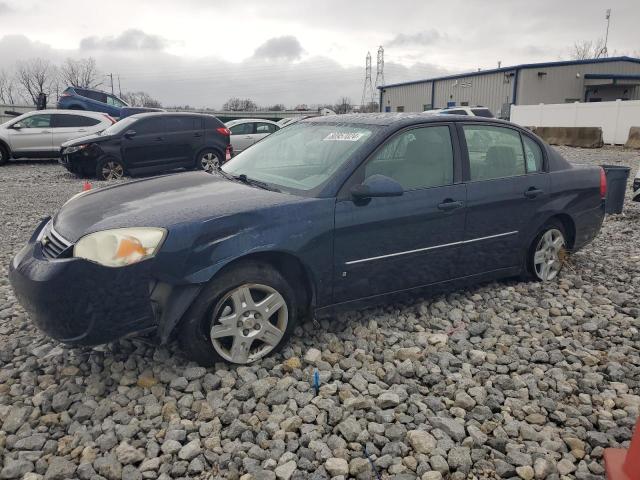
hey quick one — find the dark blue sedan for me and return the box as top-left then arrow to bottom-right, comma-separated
9,114 -> 606,365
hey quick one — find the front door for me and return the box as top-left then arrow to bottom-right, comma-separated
333,124 -> 467,304
7,113 -> 53,155
458,123 -> 550,274
121,117 -> 168,170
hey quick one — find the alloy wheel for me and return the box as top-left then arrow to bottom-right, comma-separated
533,228 -> 565,281
209,283 -> 288,364
200,152 -> 220,173
102,161 -> 124,180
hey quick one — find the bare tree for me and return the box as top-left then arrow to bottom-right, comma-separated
266,103 -> 286,111
15,58 -> 58,105
570,38 -> 607,60
121,91 -> 162,108
222,97 -> 258,111
60,58 -> 102,89
333,97 -> 352,114
0,70 -> 19,104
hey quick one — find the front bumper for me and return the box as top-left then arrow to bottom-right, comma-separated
59,150 -> 97,175
9,223 -> 157,346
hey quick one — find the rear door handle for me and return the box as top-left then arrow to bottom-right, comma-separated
154,136 -> 165,141
524,187 -> 544,199
193,133 -> 202,137
437,199 -> 464,211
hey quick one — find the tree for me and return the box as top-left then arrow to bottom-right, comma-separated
60,57 -> 102,89
15,58 -> 57,105
570,38 -> 607,60
0,70 -> 18,104
121,91 -> 162,108
222,97 -> 258,111
267,103 -> 286,111
333,97 -> 352,114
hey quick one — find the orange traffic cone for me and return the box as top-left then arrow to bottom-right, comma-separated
604,417 -> 640,480
82,181 -> 92,191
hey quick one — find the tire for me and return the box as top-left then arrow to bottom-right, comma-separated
196,149 -> 223,173
0,144 -> 8,166
178,261 -> 298,366
525,220 -> 567,282
96,157 -> 125,181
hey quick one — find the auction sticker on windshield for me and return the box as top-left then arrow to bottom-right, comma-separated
323,132 -> 365,141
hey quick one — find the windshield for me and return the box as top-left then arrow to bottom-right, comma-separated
101,117 -> 137,136
222,122 -> 376,192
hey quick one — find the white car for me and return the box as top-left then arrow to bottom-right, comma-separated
225,119 -> 280,154
424,106 -> 495,118
0,109 -> 114,165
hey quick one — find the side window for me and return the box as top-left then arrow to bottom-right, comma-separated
230,123 -> 254,135
522,135 -> 543,173
256,122 -> 277,134
441,109 -> 467,115
165,116 -> 198,132
133,118 -> 165,135
52,115 -> 100,128
364,126 -> 454,191
18,114 -> 51,128
86,91 -> 108,103
463,125 -> 525,181
106,96 -> 126,108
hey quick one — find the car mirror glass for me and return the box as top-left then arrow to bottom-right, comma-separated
351,174 -> 403,200
12,122 -> 23,129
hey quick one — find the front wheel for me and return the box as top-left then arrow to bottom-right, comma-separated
527,221 -> 567,281
96,157 -> 125,181
196,149 -> 222,173
178,261 -> 298,366
0,144 -> 8,166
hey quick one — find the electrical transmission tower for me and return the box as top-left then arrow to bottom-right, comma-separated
361,52 -> 374,112
374,46 -> 385,92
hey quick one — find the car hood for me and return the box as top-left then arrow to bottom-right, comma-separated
53,172 -> 301,242
61,132 -> 114,148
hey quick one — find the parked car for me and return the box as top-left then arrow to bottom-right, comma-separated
225,118 -> 280,154
633,168 -> 640,202
60,112 -> 231,180
425,106 -> 495,118
57,86 -> 164,118
0,110 -> 114,165
10,114 -> 605,366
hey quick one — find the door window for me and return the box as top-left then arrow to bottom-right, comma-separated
52,114 -> 100,128
229,123 -> 254,135
17,114 -> 51,128
133,118 -> 165,135
463,125 -> 525,181
106,95 -> 126,107
522,135 -> 543,173
165,116 -> 199,132
364,126 -> 454,190
256,122 -> 278,134
85,90 -> 108,103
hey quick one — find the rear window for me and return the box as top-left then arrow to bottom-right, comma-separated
441,109 -> 467,115
471,108 -> 494,118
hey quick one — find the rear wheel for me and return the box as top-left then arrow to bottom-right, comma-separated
0,144 -> 8,166
178,261 -> 298,366
196,149 -> 222,173
96,157 -> 125,181
526,220 -> 567,281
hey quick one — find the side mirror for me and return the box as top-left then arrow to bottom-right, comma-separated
124,129 -> 137,139
12,122 -> 23,129
351,174 -> 403,200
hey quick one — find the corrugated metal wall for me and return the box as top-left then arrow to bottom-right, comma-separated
516,61 -> 640,104
433,70 -> 515,117
380,82 -> 432,112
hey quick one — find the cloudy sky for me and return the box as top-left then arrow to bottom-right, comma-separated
0,0 -> 638,108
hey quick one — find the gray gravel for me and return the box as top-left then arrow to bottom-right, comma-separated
0,148 -> 639,480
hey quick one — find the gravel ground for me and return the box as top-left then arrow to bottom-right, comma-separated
0,147 -> 639,480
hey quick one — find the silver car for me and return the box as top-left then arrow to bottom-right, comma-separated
225,118 -> 280,154
0,109 -> 114,165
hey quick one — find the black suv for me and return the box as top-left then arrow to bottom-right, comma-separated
60,112 -> 232,180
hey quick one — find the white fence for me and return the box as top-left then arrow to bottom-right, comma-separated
510,100 -> 640,145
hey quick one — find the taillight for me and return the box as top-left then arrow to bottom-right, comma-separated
103,114 -> 117,124
217,127 -> 231,136
225,145 -> 232,162
599,167 -> 607,199
60,92 -> 71,98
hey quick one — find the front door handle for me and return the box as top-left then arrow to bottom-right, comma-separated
154,136 -> 165,141
193,132 -> 202,137
524,187 -> 544,199
438,199 -> 464,211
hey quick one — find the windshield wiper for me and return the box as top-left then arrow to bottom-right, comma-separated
214,167 -> 236,182
234,174 -> 281,192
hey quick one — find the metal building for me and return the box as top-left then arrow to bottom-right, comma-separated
378,56 -> 640,118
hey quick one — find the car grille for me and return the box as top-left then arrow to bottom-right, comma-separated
41,224 -> 73,259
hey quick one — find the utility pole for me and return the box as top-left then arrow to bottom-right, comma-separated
117,75 -> 122,98
374,46 -> 385,93
107,73 -> 114,95
601,9 -> 611,58
361,52 -> 374,112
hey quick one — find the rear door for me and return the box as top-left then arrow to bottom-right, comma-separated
164,116 -> 204,167
121,117 -> 169,170
458,123 -> 549,275
332,123 -> 467,303
254,122 -> 278,143
229,122 -> 255,153
7,114 -> 53,154
51,114 -> 102,148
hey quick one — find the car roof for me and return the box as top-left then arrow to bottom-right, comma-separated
127,111 -> 218,120
302,112 -> 510,127
19,109 -> 111,119
226,118 -> 279,125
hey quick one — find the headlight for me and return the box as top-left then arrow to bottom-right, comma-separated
74,227 -> 166,267
63,144 -> 89,155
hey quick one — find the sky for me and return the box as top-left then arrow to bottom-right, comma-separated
0,0 -> 638,108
